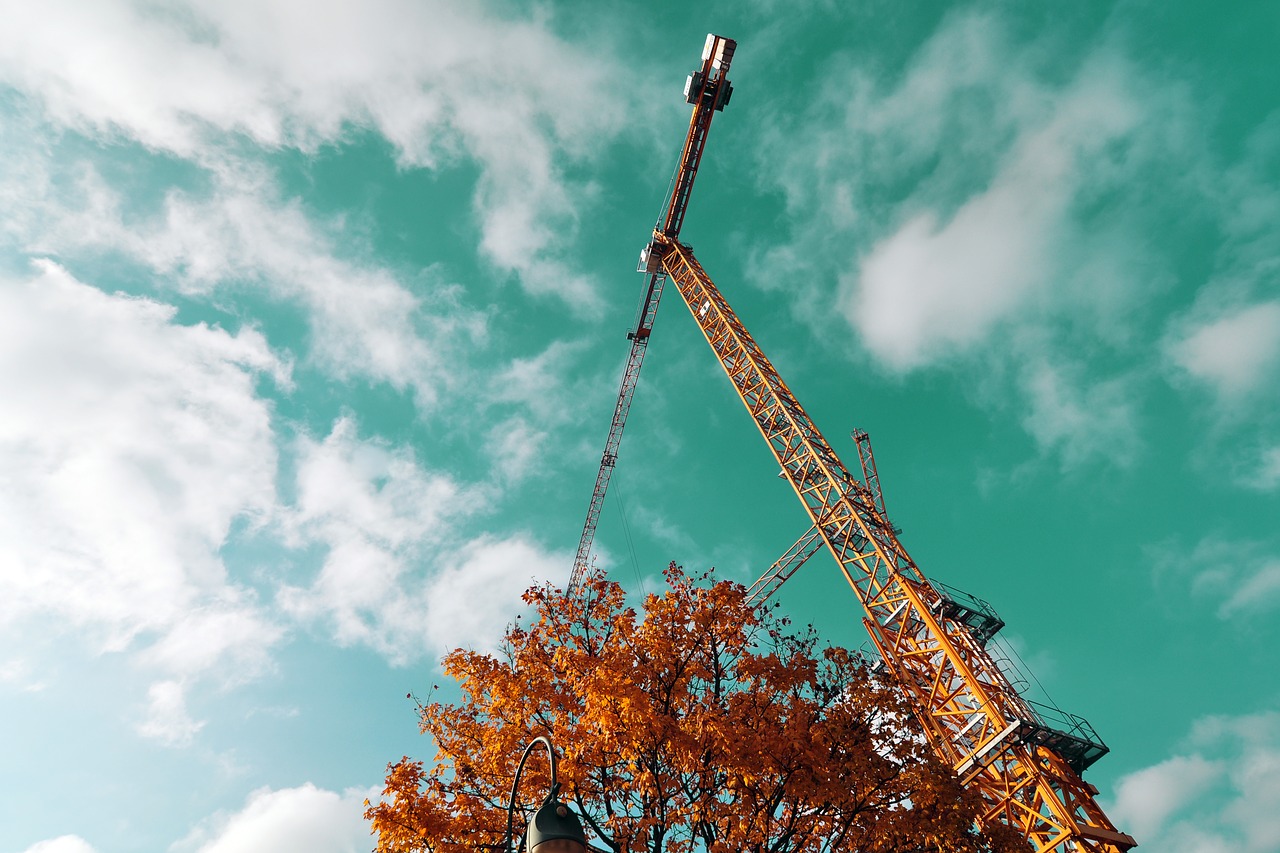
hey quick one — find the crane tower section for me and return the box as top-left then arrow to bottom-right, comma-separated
649,232 -> 1136,853
570,34 -> 736,591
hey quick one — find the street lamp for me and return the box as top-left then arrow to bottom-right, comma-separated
505,735 -> 588,853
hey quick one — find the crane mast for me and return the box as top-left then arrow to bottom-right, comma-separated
652,231 -> 1136,851
570,34 -> 735,591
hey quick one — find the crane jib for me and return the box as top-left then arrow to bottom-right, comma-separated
570,33 -> 736,590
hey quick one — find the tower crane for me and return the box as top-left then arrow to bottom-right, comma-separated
573,34 -> 1137,853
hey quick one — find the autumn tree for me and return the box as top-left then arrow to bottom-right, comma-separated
367,565 -> 1022,853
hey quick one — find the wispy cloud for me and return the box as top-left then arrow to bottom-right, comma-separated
481,338 -> 607,485
746,11 -> 1219,472
843,53 -> 1141,372
3,146 -> 486,405
1018,359 -> 1141,470
1152,536 -> 1280,619
1245,445 -> 1280,491
278,416 -> 568,662
137,679 -> 205,747
0,0 -> 635,309
1109,710 -> 1280,851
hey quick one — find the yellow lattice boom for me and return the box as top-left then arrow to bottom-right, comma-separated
654,234 -> 1137,853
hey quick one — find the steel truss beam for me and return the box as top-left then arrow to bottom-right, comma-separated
657,235 -> 1135,853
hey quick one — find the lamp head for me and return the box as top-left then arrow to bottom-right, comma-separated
525,799 -> 587,853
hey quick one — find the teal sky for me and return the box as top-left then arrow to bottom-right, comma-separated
1,2 -> 1277,851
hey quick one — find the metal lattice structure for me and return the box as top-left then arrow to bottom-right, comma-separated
572,33 -> 1137,852
654,234 -> 1136,852
570,34 -> 736,590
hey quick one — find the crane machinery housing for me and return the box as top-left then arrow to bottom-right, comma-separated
572,33 -> 1137,853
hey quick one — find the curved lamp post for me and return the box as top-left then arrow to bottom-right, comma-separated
505,735 -> 588,853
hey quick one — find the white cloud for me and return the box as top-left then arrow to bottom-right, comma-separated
5,153 -> 485,405
748,12 -> 1172,471
279,417 -> 568,661
137,679 -> 205,747
1220,561 -> 1280,617
1154,537 -> 1280,619
1109,710 -> 1280,852
0,260 -> 285,735
137,177 -> 461,396
1018,360 -> 1141,470
21,836 -> 99,853
843,50 -> 1141,372
1246,445 -> 1280,491
1167,300 -> 1280,400
422,535 -> 569,654
485,415 -> 547,485
1110,754 -> 1220,842
0,657 -> 47,693
847,194 -> 1049,372
172,784 -> 375,853
0,0 -> 633,308
482,339 -> 601,484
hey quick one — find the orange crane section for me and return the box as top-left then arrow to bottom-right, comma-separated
570,34 -> 735,590
652,232 -> 1136,852
573,33 -> 1135,851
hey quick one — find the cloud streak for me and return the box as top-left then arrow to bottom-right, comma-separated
1153,536 -> 1280,619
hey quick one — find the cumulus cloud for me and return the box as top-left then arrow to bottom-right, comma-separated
1109,710 -> 1280,851
172,784 -> 375,853
0,260 -> 286,737
279,417 -> 568,661
0,0 -> 632,308
1166,300 -> 1280,401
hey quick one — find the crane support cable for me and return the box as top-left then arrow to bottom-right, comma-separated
569,34 -> 737,593
656,235 -> 1136,853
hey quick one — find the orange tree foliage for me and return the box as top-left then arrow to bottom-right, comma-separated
367,565 -> 1022,853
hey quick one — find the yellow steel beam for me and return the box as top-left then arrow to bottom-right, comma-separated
657,235 -> 1136,852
